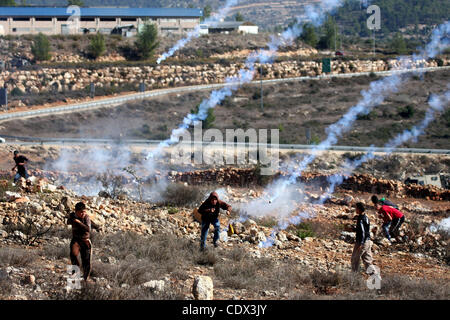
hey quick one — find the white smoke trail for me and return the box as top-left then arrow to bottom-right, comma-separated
157,0 -> 240,64
146,0 -> 345,167
259,89 -> 450,248
268,21 -> 450,204
320,88 -> 450,203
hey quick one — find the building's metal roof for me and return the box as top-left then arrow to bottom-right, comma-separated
208,21 -> 257,28
0,7 -> 203,18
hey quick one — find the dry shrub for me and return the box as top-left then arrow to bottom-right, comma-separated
160,183 -> 206,207
94,232 -> 197,277
214,259 -> 260,289
195,250 -> 218,266
42,243 -> 68,260
53,282 -> 184,300
380,274 -> 450,300
0,247 -> 37,267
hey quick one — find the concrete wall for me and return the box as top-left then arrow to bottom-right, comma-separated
238,25 -> 258,34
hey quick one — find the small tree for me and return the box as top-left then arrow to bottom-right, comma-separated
31,33 -> 52,61
0,0 -> 16,6
68,0 -> 84,6
135,23 -> 159,60
390,33 -> 408,55
191,104 -> 215,129
318,16 -> 338,50
88,33 -> 106,59
235,12 -> 244,22
202,5 -> 212,21
300,23 -> 318,48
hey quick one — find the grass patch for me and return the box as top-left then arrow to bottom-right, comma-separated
159,183 -> 206,207
0,247 -> 37,267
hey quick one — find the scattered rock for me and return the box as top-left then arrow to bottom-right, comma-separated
142,280 -> 165,293
192,276 -> 213,300
23,275 -> 36,286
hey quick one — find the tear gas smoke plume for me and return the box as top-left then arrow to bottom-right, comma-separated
257,88 -> 449,248
242,21 -> 449,247
319,88 -> 450,203
146,0 -> 345,168
267,21 -> 450,204
157,0 -> 240,64
45,145 -> 171,200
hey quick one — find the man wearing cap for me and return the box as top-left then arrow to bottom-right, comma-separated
198,192 -> 231,251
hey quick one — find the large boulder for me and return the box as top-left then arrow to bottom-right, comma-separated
192,276 -> 213,300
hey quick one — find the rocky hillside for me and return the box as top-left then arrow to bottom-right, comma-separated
0,165 -> 449,300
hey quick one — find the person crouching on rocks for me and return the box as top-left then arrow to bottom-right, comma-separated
198,192 -> 231,251
67,202 -> 92,282
375,201 -> 405,242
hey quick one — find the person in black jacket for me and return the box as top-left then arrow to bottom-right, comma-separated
12,150 -> 30,183
351,202 -> 376,273
198,192 -> 231,250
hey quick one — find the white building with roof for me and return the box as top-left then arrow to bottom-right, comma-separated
0,7 -> 203,35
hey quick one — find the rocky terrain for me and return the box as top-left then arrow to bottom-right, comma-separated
0,154 -> 449,300
3,58 -> 443,110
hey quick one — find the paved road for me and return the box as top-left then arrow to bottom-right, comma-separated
0,65 -> 448,123
2,135 -> 449,155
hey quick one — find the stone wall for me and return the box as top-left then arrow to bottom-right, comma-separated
0,58 -> 447,98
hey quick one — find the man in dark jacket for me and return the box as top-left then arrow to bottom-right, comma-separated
351,202 -> 376,273
198,192 -> 231,250
67,202 -> 92,281
12,150 -> 29,183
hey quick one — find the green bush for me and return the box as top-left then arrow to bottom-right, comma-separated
88,33 -> 106,60
10,87 -> 24,96
398,105 -> 416,119
31,33 -> 52,61
295,222 -> 315,239
135,23 -> 159,60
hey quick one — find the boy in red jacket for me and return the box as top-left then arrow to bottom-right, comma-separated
375,202 -> 405,241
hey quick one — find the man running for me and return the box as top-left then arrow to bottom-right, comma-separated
198,192 -> 231,251
12,150 -> 29,183
67,202 -> 92,282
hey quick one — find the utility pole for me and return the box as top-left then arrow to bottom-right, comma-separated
373,29 -> 376,56
260,64 -> 264,112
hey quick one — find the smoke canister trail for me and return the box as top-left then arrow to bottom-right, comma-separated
268,21 -> 450,203
319,89 -> 450,202
146,1 -> 345,164
259,89 -> 450,248
157,0 -> 240,64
